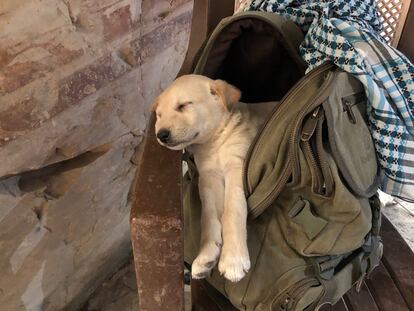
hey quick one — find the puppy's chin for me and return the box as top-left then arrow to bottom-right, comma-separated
157,139 -> 192,151
164,143 -> 187,150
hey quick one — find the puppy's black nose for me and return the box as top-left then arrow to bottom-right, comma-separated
157,129 -> 171,143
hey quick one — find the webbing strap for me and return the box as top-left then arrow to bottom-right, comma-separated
314,196 -> 383,308
310,254 -> 347,281
365,194 -> 383,275
370,194 -> 382,236
315,252 -> 366,310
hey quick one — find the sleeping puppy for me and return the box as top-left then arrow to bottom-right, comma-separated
152,74 -> 276,282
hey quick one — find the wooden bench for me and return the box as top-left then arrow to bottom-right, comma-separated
130,1 -> 414,310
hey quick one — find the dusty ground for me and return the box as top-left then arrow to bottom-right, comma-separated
81,260 -> 191,311
80,262 -> 138,311
83,196 -> 414,310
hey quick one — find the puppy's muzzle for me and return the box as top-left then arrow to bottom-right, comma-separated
157,128 -> 171,143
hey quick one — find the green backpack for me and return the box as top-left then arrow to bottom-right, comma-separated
183,11 -> 383,310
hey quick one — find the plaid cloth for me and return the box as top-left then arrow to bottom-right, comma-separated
247,0 -> 414,202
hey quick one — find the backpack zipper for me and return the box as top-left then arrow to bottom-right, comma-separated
342,92 -> 365,124
302,139 -> 324,195
301,107 -> 324,195
302,108 -> 334,197
290,73 -> 335,190
315,113 -> 334,197
243,63 -> 336,219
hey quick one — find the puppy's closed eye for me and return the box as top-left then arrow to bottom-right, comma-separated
176,102 -> 193,112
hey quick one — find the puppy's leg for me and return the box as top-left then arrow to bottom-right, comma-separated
192,173 -> 224,279
219,166 -> 250,282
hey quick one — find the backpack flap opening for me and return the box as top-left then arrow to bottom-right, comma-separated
193,11 -> 306,103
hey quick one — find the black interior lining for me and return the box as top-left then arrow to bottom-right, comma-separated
200,18 -> 306,103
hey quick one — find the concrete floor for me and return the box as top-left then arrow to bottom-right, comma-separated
381,196 -> 414,251
83,194 -> 413,310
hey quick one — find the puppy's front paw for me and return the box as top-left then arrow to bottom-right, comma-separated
218,249 -> 250,282
191,242 -> 221,279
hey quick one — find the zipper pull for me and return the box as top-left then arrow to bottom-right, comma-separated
343,100 -> 357,124
301,106 -> 321,141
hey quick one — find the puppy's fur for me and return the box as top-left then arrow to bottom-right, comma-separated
153,74 -> 275,282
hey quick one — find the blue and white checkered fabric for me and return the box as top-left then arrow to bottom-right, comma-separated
248,0 -> 414,202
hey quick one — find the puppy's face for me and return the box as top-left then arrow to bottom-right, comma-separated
152,75 -> 240,150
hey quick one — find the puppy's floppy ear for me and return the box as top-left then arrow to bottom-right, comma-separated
210,80 -> 241,110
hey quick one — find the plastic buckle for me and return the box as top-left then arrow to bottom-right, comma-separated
311,255 -> 341,281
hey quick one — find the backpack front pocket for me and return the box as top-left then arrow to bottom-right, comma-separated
274,100 -> 374,256
323,72 -> 379,197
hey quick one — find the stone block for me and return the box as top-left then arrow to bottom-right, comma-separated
0,0 -> 191,309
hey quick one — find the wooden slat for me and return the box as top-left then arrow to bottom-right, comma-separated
365,261 -> 410,311
343,283 -> 379,311
179,0 -> 235,76
319,298 -> 348,311
191,280 -> 221,311
332,298 -> 349,311
376,0 -> 412,46
380,216 -> 414,310
397,0 -> 414,61
130,115 -> 184,311
391,0 -> 411,46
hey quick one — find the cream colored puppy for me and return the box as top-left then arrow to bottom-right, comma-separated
152,74 -> 275,282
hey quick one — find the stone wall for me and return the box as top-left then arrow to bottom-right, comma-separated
0,0 -> 192,310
